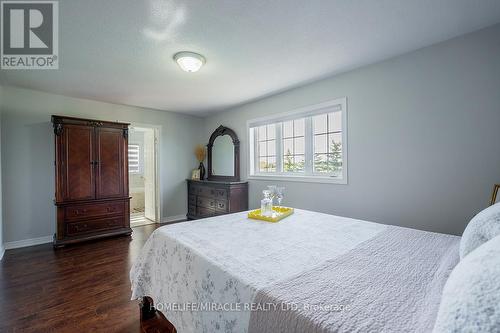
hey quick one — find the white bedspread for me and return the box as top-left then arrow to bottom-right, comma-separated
249,227 -> 459,333
130,209 -> 385,333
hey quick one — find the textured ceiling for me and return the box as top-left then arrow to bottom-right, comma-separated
1,0 -> 500,115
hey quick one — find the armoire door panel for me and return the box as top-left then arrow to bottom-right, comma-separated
62,124 -> 95,201
96,127 -> 125,198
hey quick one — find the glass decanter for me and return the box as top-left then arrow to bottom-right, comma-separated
261,190 -> 273,217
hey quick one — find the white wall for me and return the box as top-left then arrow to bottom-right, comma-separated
204,24 -> 500,235
0,86 -> 204,244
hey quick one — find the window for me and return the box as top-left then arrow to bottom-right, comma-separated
312,112 -> 342,177
248,98 -> 347,183
282,119 -> 305,172
128,144 -> 141,174
256,124 -> 276,172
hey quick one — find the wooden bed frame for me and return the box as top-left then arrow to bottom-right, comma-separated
140,296 -> 177,333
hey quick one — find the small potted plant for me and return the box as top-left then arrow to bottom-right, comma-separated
194,145 -> 207,180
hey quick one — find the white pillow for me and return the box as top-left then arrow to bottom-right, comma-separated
459,202 -> 500,259
433,234 -> 500,333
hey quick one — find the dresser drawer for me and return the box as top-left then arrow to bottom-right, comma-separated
197,186 -> 216,198
186,180 -> 248,220
197,196 -> 216,209
188,204 -> 196,216
66,216 -> 124,236
215,200 -> 228,212
64,201 -> 125,221
197,207 -> 215,217
214,189 -> 228,199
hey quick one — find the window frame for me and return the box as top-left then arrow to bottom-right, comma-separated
247,97 -> 347,184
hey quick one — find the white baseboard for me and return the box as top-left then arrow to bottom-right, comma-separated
161,214 -> 186,224
4,235 -> 53,250
0,244 -> 5,261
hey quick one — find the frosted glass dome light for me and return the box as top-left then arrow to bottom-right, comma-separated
173,51 -> 206,73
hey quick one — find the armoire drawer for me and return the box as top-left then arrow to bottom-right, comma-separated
64,201 -> 125,221
66,216 -> 124,236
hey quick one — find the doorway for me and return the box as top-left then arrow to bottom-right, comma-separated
128,125 -> 159,227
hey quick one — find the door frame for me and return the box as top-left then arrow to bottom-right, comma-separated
128,122 -> 161,223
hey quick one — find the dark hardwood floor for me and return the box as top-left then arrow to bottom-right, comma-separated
0,224 -> 162,333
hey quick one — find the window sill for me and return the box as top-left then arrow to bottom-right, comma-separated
248,174 -> 347,184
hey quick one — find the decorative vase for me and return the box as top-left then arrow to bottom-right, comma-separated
198,162 -> 206,180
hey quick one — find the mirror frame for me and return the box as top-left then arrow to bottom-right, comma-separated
207,125 -> 240,182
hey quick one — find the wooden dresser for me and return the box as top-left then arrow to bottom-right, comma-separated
52,116 -> 132,247
187,180 -> 248,219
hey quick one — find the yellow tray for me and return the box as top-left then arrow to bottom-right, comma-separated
247,207 -> 294,222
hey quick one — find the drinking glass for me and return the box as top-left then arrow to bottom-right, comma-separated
276,187 -> 285,209
267,185 -> 277,205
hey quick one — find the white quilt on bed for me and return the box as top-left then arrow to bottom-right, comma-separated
130,209 -> 386,333
249,226 -> 459,333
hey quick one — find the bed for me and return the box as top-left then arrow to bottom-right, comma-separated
130,209 -> 460,332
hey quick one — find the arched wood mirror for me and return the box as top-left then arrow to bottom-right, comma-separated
207,125 -> 240,181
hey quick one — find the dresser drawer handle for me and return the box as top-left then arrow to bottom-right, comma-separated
106,206 -> 116,212
218,203 -> 225,208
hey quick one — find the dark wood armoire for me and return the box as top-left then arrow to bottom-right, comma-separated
52,116 -> 132,247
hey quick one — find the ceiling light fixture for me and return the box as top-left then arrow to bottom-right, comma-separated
173,51 -> 206,73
